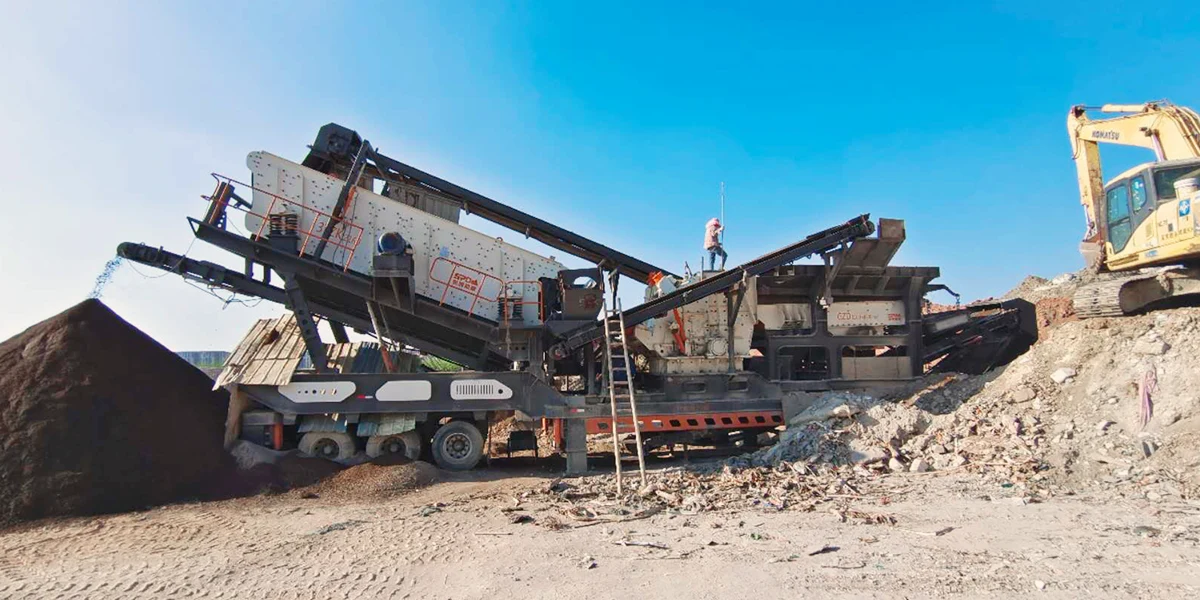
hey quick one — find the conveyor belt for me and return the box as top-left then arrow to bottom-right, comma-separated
116,240 -> 513,370
303,123 -> 673,284
922,299 -> 1037,374
552,214 -> 876,355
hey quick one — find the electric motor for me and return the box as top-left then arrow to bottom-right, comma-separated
376,231 -> 408,255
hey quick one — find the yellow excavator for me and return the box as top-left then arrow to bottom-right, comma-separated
1069,100 -> 1200,317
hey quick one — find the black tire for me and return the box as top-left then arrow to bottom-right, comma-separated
298,431 -> 357,462
365,431 -> 421,460
430,421 -> 485,470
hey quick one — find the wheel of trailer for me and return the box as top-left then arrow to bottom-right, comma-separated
365,431 -> 422,460
624,435 -> 660,456
431,421 -> 484,470
298,431 -> 357,462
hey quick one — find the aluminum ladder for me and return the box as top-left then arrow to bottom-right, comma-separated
600,270 -> 647,494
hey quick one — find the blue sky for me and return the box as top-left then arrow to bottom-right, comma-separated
2,1 -> 1198,350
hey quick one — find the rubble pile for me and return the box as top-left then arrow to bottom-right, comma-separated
1004,275 -> 1053,301
227,440 -> 345,493
1004,271 -> 1089,303
926,272 -> 1080,333
539,460 -> 870,520
1033,296 -> 1076,330
553,283 -> 1200,515
833,303 -> 1199,501
542,394 -> 933,516
910,306 -> 1200,499
808,304 -> 1198,501
1001,271 -> 1082,331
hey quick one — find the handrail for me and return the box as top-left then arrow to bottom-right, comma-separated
429,257 -> 545,323
501,279 -> 544,326
204,173 -> 365,272
429,256 -> 504,316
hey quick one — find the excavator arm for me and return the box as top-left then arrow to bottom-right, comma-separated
1068,101 -> 1200,268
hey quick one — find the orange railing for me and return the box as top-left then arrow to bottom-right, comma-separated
429,257 -> 543,323
203,174 -> 365,272
429,256 -> 505,316
500,280 -> 544,327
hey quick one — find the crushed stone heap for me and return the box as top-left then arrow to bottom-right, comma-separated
0,299 -> 230,526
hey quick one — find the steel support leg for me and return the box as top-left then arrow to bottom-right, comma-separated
365,300 -> 396,373
329,321 -> 350,343
282,274 -> 328,372
563,410 -> 588,475
726,281 -> 747,373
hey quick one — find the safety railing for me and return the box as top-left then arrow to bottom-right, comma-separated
500,280 -> 544,327
429,256 -> 505,316
429,257 -> 543,323
203,173 -> 365,272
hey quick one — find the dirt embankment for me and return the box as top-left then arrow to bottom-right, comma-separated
0,299 -> 231,526
925,273 -> 1079,335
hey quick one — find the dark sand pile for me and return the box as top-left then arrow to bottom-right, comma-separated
229,440 -> 345,493
296,456 -> 439,502
0,299 -> 230,526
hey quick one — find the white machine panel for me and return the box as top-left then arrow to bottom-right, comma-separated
634,271 -> 758,374
244,152 -> 564,324
278,381 -> 356,403
450,379 -> 513,400
756,303 -> 813,330
376,380 -> 433,402
828,301 -> 906,327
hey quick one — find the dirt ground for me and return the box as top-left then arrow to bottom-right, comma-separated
5,276 -> 1200,598
1,460 -> 1197,600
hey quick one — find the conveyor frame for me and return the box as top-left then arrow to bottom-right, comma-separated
302,123 -> 673,284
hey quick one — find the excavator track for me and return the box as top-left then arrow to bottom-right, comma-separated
1072,277 -> 1139,318
1073,268 -> 1200,318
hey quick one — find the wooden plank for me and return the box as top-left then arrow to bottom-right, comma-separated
263,319 -> 293,361
241,359 -> 270,385
280,356 -> 303,384
226,319 -> 269,366
277,321 -> 306,361
217,319 -> 272,387
240,318 -> 275,359
224,320 -> 260,364
261,359 -> 290,386
218,314 -> 314,386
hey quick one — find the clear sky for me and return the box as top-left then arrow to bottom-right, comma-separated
2,1 -> 1198,351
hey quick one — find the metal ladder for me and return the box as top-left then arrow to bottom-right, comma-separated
600,271 -> 647,494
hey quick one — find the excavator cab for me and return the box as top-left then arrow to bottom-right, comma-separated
1100,158 -> 1200,267
1099,160 -> 1200,260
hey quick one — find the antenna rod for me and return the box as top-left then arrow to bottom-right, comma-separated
719,181 -> 725,243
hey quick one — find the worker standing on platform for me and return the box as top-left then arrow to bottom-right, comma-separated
705,217 -> 726,270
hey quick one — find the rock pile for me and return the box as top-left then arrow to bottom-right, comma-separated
554,282 -> 1200,515
912,306 -> 1200,499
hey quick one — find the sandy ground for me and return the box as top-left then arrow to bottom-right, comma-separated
2,461 -> 1198,600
